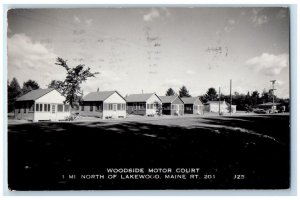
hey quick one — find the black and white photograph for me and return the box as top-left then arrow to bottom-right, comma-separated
6,6 -> 291,191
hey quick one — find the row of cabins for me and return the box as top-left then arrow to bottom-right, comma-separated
14,88 -> 233,122
71,91 -> 203,119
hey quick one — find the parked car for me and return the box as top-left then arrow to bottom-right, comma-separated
253,109 -> 269,114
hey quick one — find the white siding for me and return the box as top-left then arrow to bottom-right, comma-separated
34,103 -> 70,121
103,92 -> 126,119
14,90 -> 71,122
207,102 -> 230,113
34,90 -> 70,121
104,92 -> 125,103
146,94 -> 162,116
35,90 -> 65,104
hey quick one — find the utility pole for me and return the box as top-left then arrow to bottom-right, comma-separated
219,87 -> 221,115
270,80 -> 276,113
230,79 -> 232,115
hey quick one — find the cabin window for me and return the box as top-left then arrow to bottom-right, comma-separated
147,104 -> 149,109
44,104 -> 48,112
122,104 -> 126,110
96,104 -> 100,111
57,104 -> 63,112
64,105 -> 70,112
39,104 -> 43,112
48,104 -> 50,112
36,104 -> 39,112
149,104 -> 153,109
109,104 -> 113,110
139,103 -> 146,110
29,103 -> 34,112
117,104 -> 121,110
51,105 -> 56,113
90,104 -> 93,111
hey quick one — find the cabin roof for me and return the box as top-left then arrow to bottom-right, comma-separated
125,93 -> 156,103
16,88 -> 55,101
83,91 -> 118,101
159,95 -> 180,103
181,97 -> 200,104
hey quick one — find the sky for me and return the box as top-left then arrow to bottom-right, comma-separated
7,7 -> 290,98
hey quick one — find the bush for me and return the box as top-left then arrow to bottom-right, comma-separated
65,114 -> 79,121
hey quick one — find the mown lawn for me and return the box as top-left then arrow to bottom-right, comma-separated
8,114 -> 290,190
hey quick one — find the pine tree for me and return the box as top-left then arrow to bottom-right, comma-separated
179,85 -> 191,97
251,90 -> 260,106
204,87 -> 218,101
165,88 -> 175,96
8,77 -> 22,112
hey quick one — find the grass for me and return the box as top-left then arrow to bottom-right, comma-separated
8,114 -> 290,190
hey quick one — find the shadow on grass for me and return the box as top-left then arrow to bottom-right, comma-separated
8,115 -> 290,190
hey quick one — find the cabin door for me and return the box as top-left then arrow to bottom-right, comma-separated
112,104 -> 117,118
50,104 -> 57,121
174,104 -> 179,115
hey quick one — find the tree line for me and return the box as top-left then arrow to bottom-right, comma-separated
8,78 -> 40,112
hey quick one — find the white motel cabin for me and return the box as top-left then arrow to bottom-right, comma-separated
80,91 -> 127,119
203,100 -> 237,114
125,93 -> 162,116
15,88 -> 71,122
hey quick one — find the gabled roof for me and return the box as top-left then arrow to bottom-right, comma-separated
16,88 -> 55,101
159,95 -> 181,103
125,93 -> 157,103
181,97 -> 201,104
83,91 -> 120,101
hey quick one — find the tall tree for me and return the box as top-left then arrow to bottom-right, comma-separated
251,90 -> 260,106
165,88 -> 175,96
204,87 -> 218,101
179,85 -> 191,97
244,91 -> 252,111
261,89 -> 273,104
8,77 -> 22,112
55,57 -> 99,107
22,79 -> 40,94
